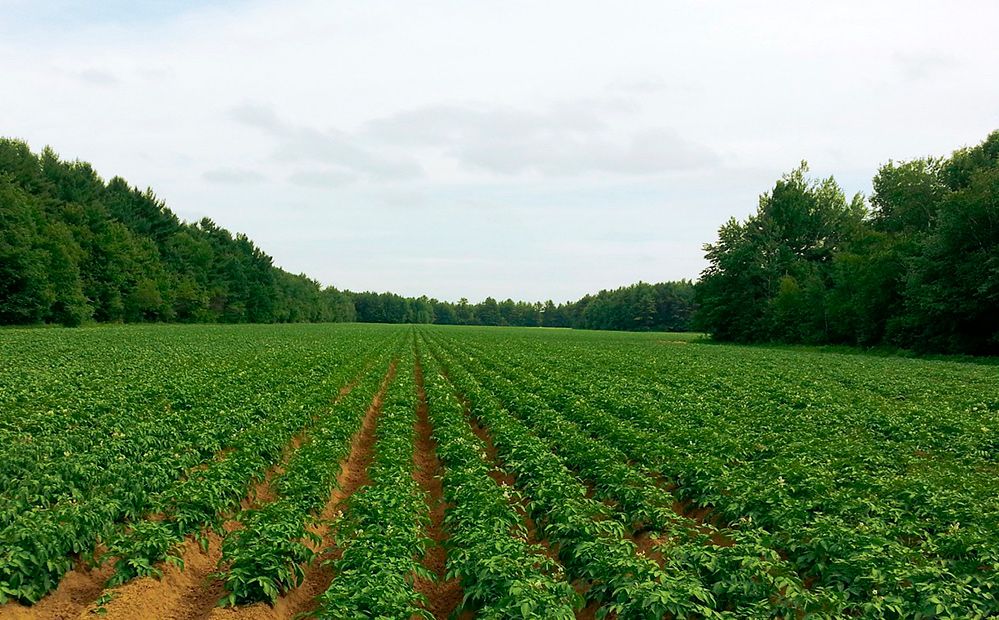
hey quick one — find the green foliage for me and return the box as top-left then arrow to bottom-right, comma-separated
420,348 -> 581,617
2,138 -> 693,334
2,324 -> 997,615
219,349 -> 397,605
312,355 -> 432,619
0,323 -> 395,604
0,139 -> 354,326
697,131 -> 999,354
427,336 -> 722,618
347,282 -> 695,332
422,325 -> 999,616
436,332 -> 830,615
696,162 -> 866,344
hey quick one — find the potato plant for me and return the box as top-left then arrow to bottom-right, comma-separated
426,326 -> 999,618
3,323 -> 997,618
0,324 -> 394,604
429,341 -> 717,619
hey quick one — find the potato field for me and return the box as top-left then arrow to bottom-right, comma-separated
1,324 -> 997,619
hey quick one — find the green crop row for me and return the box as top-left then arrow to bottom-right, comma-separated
0,324 -> 396,605
417,341 -> 580,618
428,331 -> 832,617
1,327 -> 311,515
5,323 -> 997,617
311,352 -> 431,619
219,342 -> 400,605
424,326 -> 999,618
109,341 -> 387,592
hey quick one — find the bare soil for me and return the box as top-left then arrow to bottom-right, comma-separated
0,551 -> 112,620
83,530 -> 231,620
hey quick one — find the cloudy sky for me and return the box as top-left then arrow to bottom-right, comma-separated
2,1 -> 997,301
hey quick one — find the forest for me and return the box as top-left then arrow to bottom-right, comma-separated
348,280 -> 694,331
0,139 -> 355,326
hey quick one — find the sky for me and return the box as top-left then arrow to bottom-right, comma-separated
2,1 -> 998,302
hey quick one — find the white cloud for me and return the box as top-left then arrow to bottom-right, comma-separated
227,103 -> 423,180
287,169 -> 355,188
365,102 -> 714,176
455,125 -> 717,175
202,167 -> 266,184
76,68 -> 120,86
892,51 -> 959,81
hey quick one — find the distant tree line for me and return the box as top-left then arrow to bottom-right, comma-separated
696,131 -> 999,355
0,139 -> 355,326
0,138 -> 694,332
346,280 -> 695,331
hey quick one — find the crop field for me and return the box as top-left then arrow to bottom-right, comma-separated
1,324 -> 998,619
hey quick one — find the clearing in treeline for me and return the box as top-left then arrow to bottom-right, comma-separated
1,323 -> 997,619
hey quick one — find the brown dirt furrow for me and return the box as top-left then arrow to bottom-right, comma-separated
574,588 -> 603,620
78,529 -> 231,620
412,357 -> 463,620
433,355 -> 563,562
466,414 -> 558,559
245,362 -> 372,512
206,359 -> 396,620
670,499 -> 735,547
0,550 -> 112,620
466,413 -> 608,620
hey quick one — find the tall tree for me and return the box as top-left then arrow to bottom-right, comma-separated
697,163 -> 865,343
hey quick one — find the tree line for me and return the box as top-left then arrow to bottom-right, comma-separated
0,138 -> 694,331
696,130 -> 999,355
347,280 -> 694,331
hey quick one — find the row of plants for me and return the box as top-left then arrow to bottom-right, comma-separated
417,342 -> 581,618
0,324 -> 394,605
428,326 -> 999,618
218,344 -> 400,605
568,343 -> 995,617
428,331 -> 830,616
1,326 -> 308,515
108,340 -> 390,590
425,338 -> 719,619
310,353 -> 432,618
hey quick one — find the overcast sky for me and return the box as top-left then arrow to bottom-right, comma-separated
2,1 -> 997,301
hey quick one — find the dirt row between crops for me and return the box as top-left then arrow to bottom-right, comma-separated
412,354 -> 464,620
458,395 -> 605,620
0,361 -> 389,620
435,337 -> 740,551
